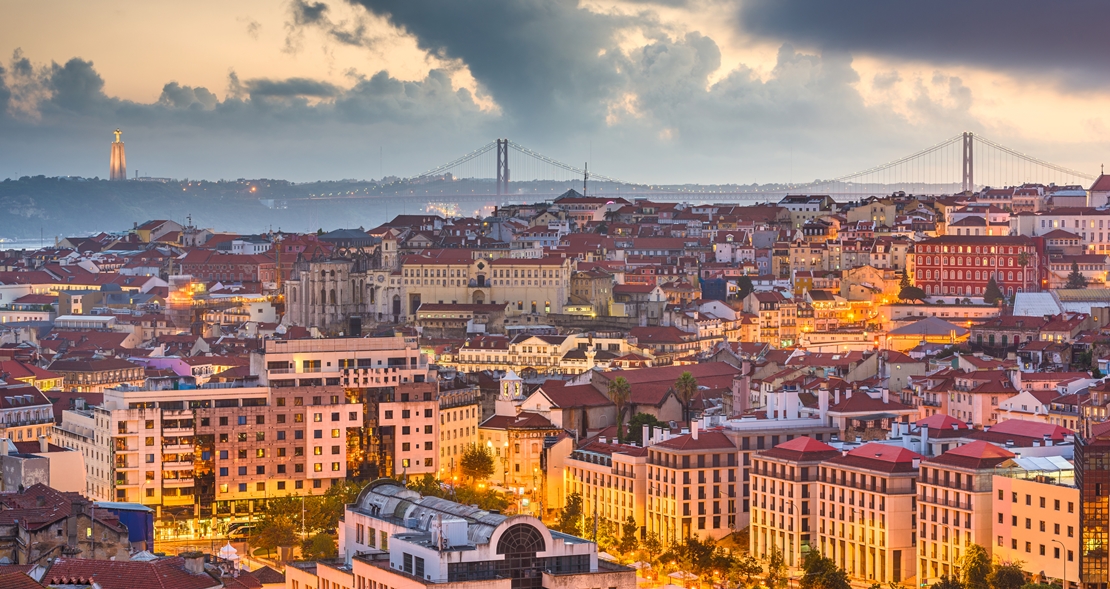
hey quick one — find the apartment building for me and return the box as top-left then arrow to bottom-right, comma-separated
911,236 -> 1042,298
1012,208 -> 1110,252
252,335 -> 435,479
751,436 -> 841,567
438,384 -> 481,478
646,427 -> 738,545
1076,422 -> 1110,589
817,443 -> 922,585
992,462 -> 1079,589
0,382 -> 55,443
918,441 -> 1014,584
449,332 -> 646,375
565,438 -> 648,538
56,381 -> 361,536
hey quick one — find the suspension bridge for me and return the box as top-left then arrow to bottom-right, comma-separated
294,132 -> 1098,208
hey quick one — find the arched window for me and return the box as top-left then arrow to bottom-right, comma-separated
496,524 -> 546,589
329,289 -> 337,305
320,289 -> 327,306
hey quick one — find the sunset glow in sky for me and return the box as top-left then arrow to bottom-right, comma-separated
2,0 -> 1108,183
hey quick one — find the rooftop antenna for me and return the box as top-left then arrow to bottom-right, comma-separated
583,162 -> 589,197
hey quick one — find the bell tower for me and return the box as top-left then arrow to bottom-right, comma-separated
495,370 -> 523,417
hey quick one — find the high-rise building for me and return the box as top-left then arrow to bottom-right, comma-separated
109,128 -> 126,181
1077,423 -> 1110,589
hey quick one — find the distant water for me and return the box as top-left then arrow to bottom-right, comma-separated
0,238 -> 52,251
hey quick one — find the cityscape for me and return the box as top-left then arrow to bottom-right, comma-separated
3,3 -> 1110,589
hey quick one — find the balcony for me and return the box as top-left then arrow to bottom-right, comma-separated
163,461 -> 194,469
163,427 -> 192,436
163,477 -> 195,487
163,443 -> 192,452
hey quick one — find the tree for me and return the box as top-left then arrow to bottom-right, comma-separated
799,551 -> 851,589
988,562 -> 1026,589
729,554 -> 764,589
735,275 -> 755,301
640,532 -> 662,562
899,285 -> 927,302
764,548 -> 788,589
673,371 -> 699,425
305,480 -> 362,534
1017,251 -> 1030,292
454,485 -> 509,512
407,474 -> 446,498
899,272 -> 911,291
1066,262 -> 1088,289
931,577 -> 964,589
627,413 -> 666,445
619,516 -> 639,554
960,544 -> 992,589
983,277 -> 1004,305
460,444 -> 496,482
554,493 -> 584,537
302,532 -> 338,559
608,377 -> 632,443
255,522 -> 296,558
1019,584 -> 1056,589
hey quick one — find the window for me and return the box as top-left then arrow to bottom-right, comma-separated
238,466 -> 247,475
220,467 -> 228,476
332,429 -> 340,438
314,463 -> 323,472
384,410 -> 393,419
331,412 -> 340,421
238,416 -> 247,426
314,430 -> 322,439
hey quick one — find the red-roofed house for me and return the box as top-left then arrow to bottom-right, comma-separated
0,483 -> 129,564
751,436 -> 841,566
521,380 -> 615,438
819,443 -> 922,584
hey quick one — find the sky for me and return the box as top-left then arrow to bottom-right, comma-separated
1,0 -> 1109,185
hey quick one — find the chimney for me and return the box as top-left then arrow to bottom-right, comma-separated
181,551 -> 206,575
0,438 -> 9,456
643,425 -> 651,447
912,458 -> 921,469
1044,434 -> 1053,447
692,420 -> 699,441
818,387 -> 829,423
882,388 -> 889,404
38,435 -> 48,453
921,425 -> 930,456
834,388 -> 840,405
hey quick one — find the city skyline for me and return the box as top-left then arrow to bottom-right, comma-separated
2,1 -> 1109,184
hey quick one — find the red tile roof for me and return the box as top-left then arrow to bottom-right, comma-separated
534,380 -> 612,408
43,557 -> 221,589
479,411 -> 558,431
760,436 -> 841,462
927,440 -> 1014,470
0,571 -> 44,589
654,431 -> 736,451
828,443 -> 922,474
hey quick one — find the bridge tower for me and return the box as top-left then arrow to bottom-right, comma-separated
961,131 -> 974,193
496,139 -> 510,195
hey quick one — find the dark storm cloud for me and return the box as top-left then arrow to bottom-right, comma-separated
158,83 -> 219,110
243,77 -> 341,98
0,65 -> 10,112
287,0 -> 379,50
349,0 -> 627,134
48,58 -> 108,113
739,0 -> 1110,87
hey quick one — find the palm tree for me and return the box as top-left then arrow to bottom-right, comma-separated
607,377 -> 631,443
1017,250 -> 1030,293
673,371 -> 698,425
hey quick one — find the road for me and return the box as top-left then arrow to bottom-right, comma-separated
154,538 -> 282,572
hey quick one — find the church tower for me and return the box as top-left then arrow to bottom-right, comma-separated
109,128 -> 127,181
495,370 -> 523,417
